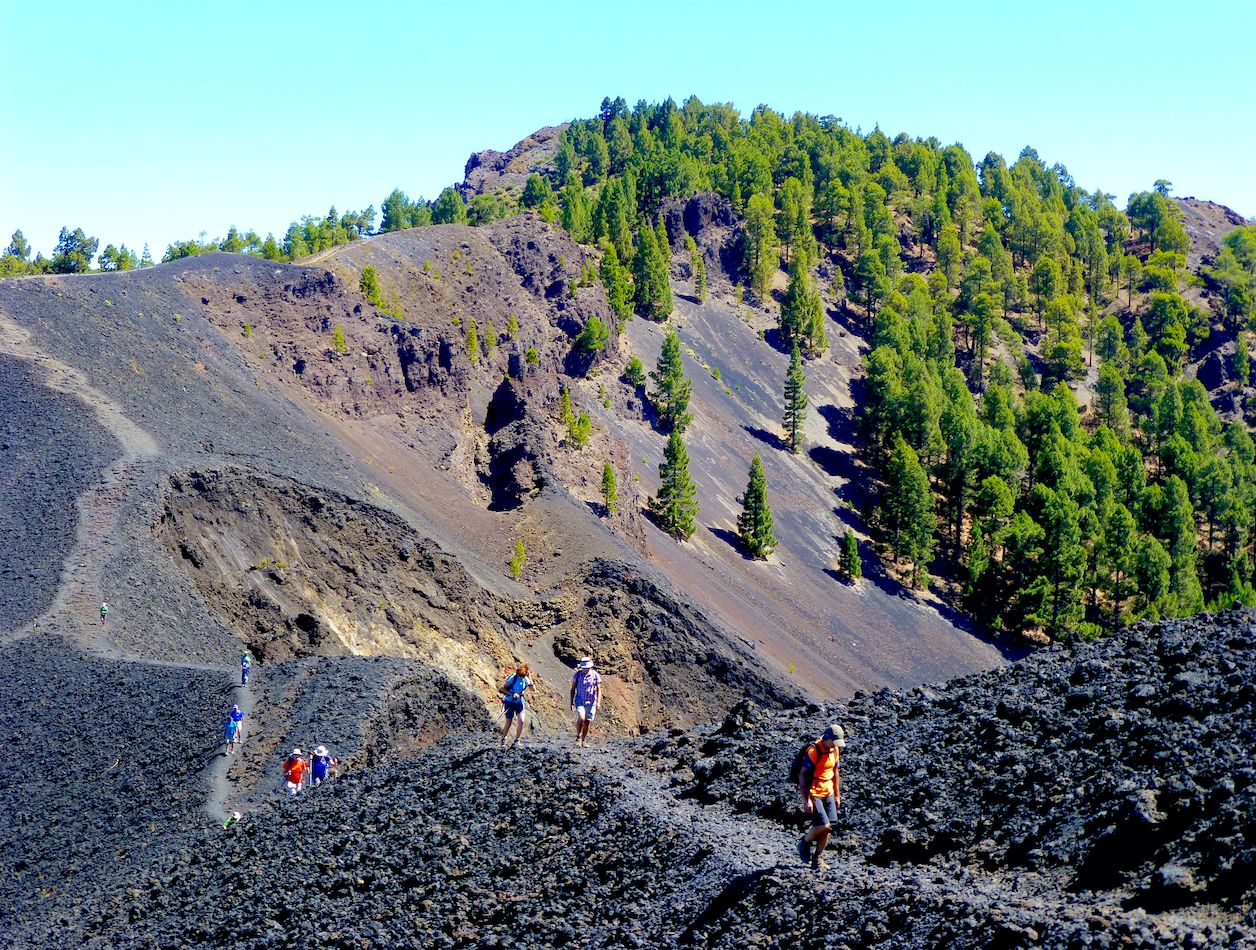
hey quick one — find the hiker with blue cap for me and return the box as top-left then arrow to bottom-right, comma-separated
790,723 -> 846,871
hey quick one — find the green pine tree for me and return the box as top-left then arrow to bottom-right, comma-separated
600,242 -> 634,327
652,430 -> 699,540
780,254 -> 826,356
601,463 -> 618,515
839,530 -> 862,580
359,265 -> 382,306
737,454 -> 776,558
465,318 -> 480,365
783,342 -> 808,452
879,435 -> 937,587
633,226 -> 673,320
651,328 -> 693,432
686,234 -> 707,302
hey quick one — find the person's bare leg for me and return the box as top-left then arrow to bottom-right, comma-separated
512,713 -> 525,747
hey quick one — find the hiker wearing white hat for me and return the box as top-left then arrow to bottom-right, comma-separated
569,656 -> 601,747
311,745 -> 337,787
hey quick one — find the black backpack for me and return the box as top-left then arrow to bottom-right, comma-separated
788,741 -> 819,785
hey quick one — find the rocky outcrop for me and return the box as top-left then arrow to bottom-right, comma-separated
462,124 -> 568,198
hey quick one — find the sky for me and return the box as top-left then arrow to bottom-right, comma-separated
2,0 -> 1253,260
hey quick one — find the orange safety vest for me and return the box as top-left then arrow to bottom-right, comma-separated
807,743 -> 839,798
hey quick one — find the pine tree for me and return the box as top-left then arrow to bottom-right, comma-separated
601,463 -> 618,515
651,329 -> 693,432
783,342 -> 808,452
652,430 -> 699,539
879,435 -> 936,587
359,265 -> 382,306
633,225 -> 672,320
560,173 -> 594,244
780,254 -> 826,356
599,242 -> 634,326
560,385 -> 575,428
465,318 -> 480,365
655,216 -> 671,258
744,192 -> 778,299
737,454 -> 776,558
685,234 -> 707,302
839,530 -> 862,580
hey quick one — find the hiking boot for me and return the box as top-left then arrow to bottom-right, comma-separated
797,836 -> 811,865
811,853 -> 825,871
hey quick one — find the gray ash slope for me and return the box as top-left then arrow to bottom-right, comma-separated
50,610 -> 1256,950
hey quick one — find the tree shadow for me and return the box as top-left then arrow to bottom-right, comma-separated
743,424 -> 787,452
827,300 -> 865,338
763,326 -> 792,356
709,526 -> 752,559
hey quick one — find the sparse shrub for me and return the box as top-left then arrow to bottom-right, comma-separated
569,411 -> 592,449
508,314 -> 519,340
485,320 -> 497,358
466,318 -> 480,365
332,324 -> 348,354
509,539 -> 526,578
243,324 -> 252,338
526,347 -> 539,365
711,367 -> 721,380
623,356 -> 646,388
423,260 -> 432,273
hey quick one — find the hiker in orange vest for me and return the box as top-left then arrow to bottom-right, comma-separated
795,724 -> 845,870
283,748 -> 308,796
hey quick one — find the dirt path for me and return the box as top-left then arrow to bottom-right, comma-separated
0,309 -> 160,651
206,680 -> 256,822
0,309 -> 251,825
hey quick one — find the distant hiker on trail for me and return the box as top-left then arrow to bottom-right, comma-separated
224,704 -> 245,755
793,724 -> 845,871
240,653 -> 251,687
311,746 -> 337,787
570,657 -> 601,748
284,748 -> 308,796
99,601 -> 109,625
498,663 -> 533,749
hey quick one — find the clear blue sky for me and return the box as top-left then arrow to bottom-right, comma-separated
2,1 -> 1252,259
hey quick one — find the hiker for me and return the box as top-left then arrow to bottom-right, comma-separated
498,663 -> 532,749
240,653 -> 251,687
223,704 -> 245,756
311,745 -> 337,787
99,601 -> 109,625
794,724 -> 845,871
569,656 -> 601,748
284,748 -> 308,796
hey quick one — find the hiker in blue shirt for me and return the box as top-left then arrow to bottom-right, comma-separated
240,654 -> 251,687
311,745 -> 337,786
498,663 -> 532,749
224,704 -> 245,756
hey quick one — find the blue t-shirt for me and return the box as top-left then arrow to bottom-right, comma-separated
313,755 -> 331,779
230,709 -> 244,724
502,674 -> 531,705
